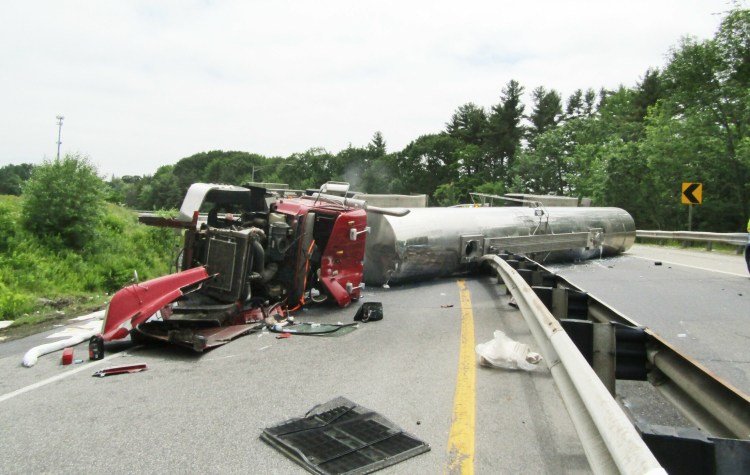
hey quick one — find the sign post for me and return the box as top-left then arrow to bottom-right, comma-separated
681,182 -> 703,231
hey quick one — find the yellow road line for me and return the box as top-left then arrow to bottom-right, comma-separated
446,280 -> 476,474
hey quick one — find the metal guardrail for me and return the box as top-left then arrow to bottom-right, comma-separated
482,255 -> 666,475
636,230 -> 748,250
496,254 -> 750,472
582,285 -> 750,440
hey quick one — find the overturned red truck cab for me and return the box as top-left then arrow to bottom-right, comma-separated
93,182 -> 372,353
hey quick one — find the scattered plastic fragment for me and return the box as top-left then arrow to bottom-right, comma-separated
92,363 -> 148,377
269,322 -> 358,336
441,304 -> 454,308
276,333 -> 292,339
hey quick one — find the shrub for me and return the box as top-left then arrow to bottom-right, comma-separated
21,154 -> 104,251
0,200 -> 18,252
0,284 -> 33,320
0,193 -> 176,321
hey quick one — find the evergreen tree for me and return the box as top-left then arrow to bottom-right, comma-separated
485,79 -> 525,185
369,131 -> 387,157
446,103 -> 488,146
527,86 -> 563,149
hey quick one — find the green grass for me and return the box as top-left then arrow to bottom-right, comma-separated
0,195 -> 180,337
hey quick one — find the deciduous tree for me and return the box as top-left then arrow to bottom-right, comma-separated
21,154 -> 104,250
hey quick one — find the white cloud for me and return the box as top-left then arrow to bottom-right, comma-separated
0,0 -> 732,177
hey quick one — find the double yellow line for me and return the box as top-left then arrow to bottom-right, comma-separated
446,280 -> 475,474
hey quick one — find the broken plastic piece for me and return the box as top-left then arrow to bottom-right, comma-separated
92,363 -> 148,377
268,322 -> 358,336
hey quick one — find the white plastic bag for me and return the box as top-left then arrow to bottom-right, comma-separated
475,330 -> 543,371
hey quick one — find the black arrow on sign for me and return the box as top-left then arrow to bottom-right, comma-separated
683,183 -> 701,204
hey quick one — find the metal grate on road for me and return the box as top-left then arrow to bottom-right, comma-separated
261,396 -> 430,474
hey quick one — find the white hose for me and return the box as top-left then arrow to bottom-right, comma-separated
22,330 -> 98,367
22,310 -> 104,367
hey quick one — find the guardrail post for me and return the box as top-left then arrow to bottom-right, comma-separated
593,323 -> 616,395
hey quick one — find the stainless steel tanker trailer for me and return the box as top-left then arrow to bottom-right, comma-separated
363,205 -> 635,285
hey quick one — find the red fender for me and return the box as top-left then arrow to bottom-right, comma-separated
100,267 -> 211,341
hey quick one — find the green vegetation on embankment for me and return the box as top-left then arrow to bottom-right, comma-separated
0,158 -> 180,339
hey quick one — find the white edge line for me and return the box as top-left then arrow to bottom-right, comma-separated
628,255 -> 748,278
0,346 -> 141,404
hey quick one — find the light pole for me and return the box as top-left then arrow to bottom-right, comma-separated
56,115 -> 64,160
251,162 -> 290,184
252,164 -> 271,182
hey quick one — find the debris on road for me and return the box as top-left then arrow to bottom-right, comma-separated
353,302 -> 383,322
22,328 -> 99,367
476,330 -> 543,371
268,322 -> 358,337
261,396 -> 430,474
61,347 -> 74,365
92,363 -> 148,377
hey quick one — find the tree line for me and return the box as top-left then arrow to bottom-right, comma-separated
2,7 -> 749,232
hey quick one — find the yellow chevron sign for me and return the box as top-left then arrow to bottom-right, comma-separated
681,182 -> 702,205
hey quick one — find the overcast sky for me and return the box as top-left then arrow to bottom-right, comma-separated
0,1 -> 736,178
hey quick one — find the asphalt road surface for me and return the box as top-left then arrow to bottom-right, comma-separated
545,243 -> 750,396
0,277 -> 589,474
2,244 -> 745,474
